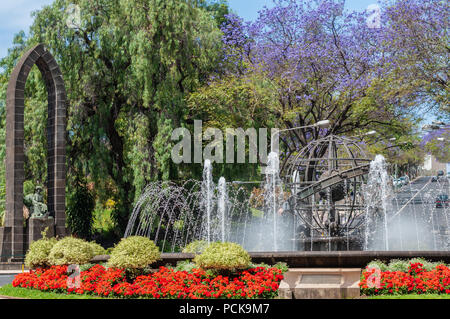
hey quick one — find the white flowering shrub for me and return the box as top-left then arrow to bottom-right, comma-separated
387,259 -> 410,272
89,241 -> 106,256
25,237 -> 57,269
182,240 -> 209,254
48,237 -> 94,265
366,260 -> 388,272
107,236 -> 160,269
408,257 -> 443,271
194,242 -> 251,271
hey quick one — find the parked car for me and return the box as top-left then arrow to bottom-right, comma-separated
435,194 -> 449,208
447,172 -> 450,179
437,170 -> 444,177
393,178 -> 403,188
399,176 -> 409,186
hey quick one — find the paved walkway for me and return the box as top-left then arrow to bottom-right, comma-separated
0,270 -> 23,274
0,270 -> 23,294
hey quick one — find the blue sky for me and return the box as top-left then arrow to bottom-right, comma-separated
0,0 -> 53,60
228,0 -> 377,21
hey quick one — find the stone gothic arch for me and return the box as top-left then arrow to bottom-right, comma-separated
2,44 -> 66,260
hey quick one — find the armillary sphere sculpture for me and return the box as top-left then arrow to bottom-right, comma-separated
280,135 -> 371,250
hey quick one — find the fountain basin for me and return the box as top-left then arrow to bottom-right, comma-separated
298,236 -> 362,251
91,251 -> 450,268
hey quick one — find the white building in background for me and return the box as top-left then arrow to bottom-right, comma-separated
423,154 -> 432,170
423,154 -> 448,175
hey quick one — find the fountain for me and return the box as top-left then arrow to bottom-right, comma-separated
264,152 -> 282,251
124,135 -> 449,258
201,159 -> 214,243
124,161 -> 246,251
124,157 -> 296,252
217,177 -> 228,243
363,155 -> 393,250
117,135 -> 450,300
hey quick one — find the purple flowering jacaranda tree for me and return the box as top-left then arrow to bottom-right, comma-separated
221,0 -> 415,159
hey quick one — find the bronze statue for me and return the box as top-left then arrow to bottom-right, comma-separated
23,186 -> 48,218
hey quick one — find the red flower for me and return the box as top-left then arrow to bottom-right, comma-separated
12,264 -> 284,299
360,262 -> 450,296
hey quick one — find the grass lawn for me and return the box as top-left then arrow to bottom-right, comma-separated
367,294 -> 450,299
3,283 -> 449,300
0,284 -> 102,299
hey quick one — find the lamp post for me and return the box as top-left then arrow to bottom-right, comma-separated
355,130 -> 377,142
363,132 -> 399,146
382,141 -> 409,150
365,130 -> 377,136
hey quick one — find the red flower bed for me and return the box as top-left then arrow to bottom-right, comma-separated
360,262 -> 450,295
12,265 -> 284,299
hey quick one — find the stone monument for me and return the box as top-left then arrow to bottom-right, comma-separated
0,44 -> 67,262
24,185 -> 55,244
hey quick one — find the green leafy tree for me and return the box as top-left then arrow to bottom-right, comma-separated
0,0 -> 225,235
66,177 -> 95,240
187,73 -> 279,181
422,129 -> 450,163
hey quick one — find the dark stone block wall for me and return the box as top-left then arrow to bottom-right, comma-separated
27,217 -> 55,252
2,44 -> 67,261
0,227 -> 12,262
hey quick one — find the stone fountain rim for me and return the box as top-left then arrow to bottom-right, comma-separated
91,251 -> 450,268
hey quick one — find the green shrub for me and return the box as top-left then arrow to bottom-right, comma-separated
23,180 -> 36,198
366,260 -> 388,272
408,257 -> 443,271
367,258 -> 448,273
194,242 -> 251,271
250,262 -> 270,269
48,237 -> 94,265
89,241 -> 106,256
66,179 -> 95,240
25,237 -> 57,269
79,263 -> 97,272
387,259 -> 410,272
273,262 -> 289,274
107,236 -> 161,269
409,257 -> 428,265
92,206 -> 116,236
174,260 -> 197,272
250,262 -> 288,273
431,261 -> 447,268
182,240 -> 209,254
